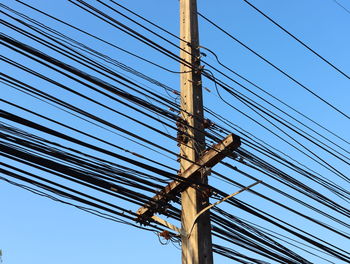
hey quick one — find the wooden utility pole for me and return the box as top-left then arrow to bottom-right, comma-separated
136,1 -> 242,263
179,0 -> 213,263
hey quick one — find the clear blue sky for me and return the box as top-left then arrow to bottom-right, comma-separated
1,0 -> 350,263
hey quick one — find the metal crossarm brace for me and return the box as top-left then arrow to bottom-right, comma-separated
136,133 -> 241,222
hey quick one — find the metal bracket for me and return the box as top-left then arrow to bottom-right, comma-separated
152,215 -> 186,237
187,180 -> 262,238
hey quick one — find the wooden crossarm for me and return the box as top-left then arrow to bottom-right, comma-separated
136,133 -> 241,221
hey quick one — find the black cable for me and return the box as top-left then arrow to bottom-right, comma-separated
11,0 -> 186,75
200,46 -> 350,147
331,0 -> 350,14
205,69 -> 349,182
0,98 -> 176,172
0,77 -> 175,161
198,12 -> 350,120
241,0 -> 350,80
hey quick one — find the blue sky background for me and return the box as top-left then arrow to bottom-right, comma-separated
1,0 -> 350,263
